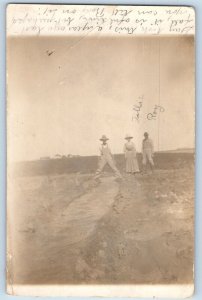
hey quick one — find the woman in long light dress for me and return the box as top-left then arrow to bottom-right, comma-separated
124,134 -> 140,174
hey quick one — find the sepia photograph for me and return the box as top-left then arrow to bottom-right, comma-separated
7,4 -> 195,297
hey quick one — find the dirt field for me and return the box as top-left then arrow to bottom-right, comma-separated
8,153 -> 194,285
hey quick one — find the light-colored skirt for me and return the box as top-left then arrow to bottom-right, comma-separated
125,151 -> 140,173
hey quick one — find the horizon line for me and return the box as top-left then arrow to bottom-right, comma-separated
11,148 -> 195,164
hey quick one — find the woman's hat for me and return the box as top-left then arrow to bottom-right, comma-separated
100,135 -> 109,141
125,134 -> 133,139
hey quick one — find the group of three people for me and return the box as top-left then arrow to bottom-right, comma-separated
94,132 -> 154,179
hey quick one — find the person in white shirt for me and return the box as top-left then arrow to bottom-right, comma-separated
94,135 -> 122,179
142,132 -> 154,172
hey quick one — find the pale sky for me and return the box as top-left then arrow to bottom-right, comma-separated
7,35 -> 194,161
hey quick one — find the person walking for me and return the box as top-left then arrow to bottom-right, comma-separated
123,134 -> 140,174
142,132 -> 154,173
94,135 -> 122,179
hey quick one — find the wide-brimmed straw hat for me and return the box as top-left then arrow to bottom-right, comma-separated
100,135 -> 109,141
125,134 -> 133,140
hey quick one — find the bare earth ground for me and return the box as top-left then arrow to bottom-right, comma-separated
8,154 -> 194,285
